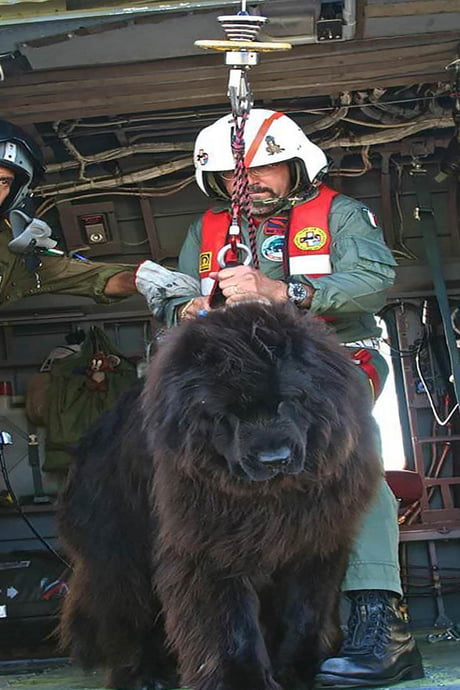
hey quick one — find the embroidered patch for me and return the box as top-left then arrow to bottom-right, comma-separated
265,135 -> 285,156
199,251 -> 212,273
293,227 -> 327,252
362,208 -> 379,228
264,215 -> 288,236
261,235 -> 284,262
195,149 -> 209,166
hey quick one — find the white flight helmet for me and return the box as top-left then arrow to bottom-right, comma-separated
194,108 -> 328,199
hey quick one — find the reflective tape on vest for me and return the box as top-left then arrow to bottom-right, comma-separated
288,254 -> 332,275
201,276 -> 215,296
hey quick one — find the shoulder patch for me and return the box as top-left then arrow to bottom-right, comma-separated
261,235 -> 284,262
293,227 -> 328,252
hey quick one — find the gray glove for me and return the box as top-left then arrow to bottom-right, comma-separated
8,210 -> 58,254
135,259 -> 200,314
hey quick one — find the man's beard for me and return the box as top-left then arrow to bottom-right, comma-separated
248,185 -> 286,218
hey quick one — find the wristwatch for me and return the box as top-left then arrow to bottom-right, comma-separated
286,279 -> 312,307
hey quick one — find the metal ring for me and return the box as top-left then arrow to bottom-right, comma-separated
217,242 -> 252,268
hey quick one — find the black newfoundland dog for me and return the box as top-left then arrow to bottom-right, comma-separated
58,301 -> 382,690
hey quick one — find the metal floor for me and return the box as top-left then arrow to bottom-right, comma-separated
1,636 -> 459,690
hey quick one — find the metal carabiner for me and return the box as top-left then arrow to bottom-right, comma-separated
217,242 -> 252,268
227,67 -> 253,116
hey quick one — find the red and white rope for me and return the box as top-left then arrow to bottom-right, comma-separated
230,111 -> 259,269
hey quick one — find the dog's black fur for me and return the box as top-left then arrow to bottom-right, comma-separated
59,302 -> 382,690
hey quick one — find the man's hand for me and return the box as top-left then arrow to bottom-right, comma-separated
104,270 -> 137,297
178,296 -> 211,320
210,265 -> 288,305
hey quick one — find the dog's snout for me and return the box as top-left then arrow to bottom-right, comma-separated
257,446 -> 291,465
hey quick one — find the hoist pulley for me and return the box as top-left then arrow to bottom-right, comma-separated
194,1 -> 291,116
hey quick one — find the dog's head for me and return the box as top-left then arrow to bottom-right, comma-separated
208,393 -> 310,482
143,302 -> 374,485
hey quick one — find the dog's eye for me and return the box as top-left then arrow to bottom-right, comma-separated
277,398 -> 307,420
277,400 -> 292,416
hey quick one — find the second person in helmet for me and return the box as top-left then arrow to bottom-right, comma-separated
0,120 -> 137,306
149,108 -> 424,689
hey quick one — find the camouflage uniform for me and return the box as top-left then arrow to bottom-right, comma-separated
0,219 -> 133,305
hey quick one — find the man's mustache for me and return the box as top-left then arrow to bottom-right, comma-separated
248,185 -> 275,195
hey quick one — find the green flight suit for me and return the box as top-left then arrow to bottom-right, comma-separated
156,191 -> 403,596
0,218 -> 133,306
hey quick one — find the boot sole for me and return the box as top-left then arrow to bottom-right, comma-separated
315,662 -> 425,688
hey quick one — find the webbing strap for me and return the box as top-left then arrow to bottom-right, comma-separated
412,172 -> 460,409
351,348 -> 382,401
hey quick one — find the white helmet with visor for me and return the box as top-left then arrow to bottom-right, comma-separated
194,109 -> 328,199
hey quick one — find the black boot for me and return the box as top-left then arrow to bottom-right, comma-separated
316,590 -> 424,688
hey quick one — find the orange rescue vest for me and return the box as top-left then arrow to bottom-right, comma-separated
199,185 -> 338,295
198,186 -> 383,399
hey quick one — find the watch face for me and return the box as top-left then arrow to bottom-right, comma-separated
288,281 -> 307,303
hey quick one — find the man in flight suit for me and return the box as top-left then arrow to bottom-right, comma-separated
147,109 -> 424,688
0,120 -> 137,306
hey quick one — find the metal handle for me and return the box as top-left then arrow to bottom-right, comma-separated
217,242 -> 252,268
